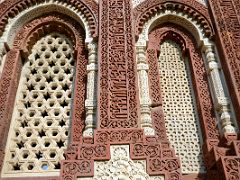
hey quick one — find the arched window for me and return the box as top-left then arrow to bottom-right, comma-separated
0,14 -> 90,178
135,1 -> 238,176
136,23 -> 223,174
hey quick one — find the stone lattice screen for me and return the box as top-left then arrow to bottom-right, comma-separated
159,40 -> 205,173
2,33 -> 74,177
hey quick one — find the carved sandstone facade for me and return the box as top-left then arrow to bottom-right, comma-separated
0,0 -> 240,179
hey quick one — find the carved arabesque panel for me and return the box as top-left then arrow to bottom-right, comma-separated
99,0 -> 139,129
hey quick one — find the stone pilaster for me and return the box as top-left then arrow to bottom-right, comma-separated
203,45 -> 237,134
136,45 -> 154,135
83,42 -> 98,137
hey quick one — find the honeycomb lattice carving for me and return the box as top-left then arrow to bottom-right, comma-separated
159,40 -> 205,173
2,33 -> 74,177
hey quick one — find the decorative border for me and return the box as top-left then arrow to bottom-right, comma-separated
0,49 -> 21,173
133,0 -> 213,37
221,157 -> 240,179
0,14 -> 88,177
0,0 -> 98,37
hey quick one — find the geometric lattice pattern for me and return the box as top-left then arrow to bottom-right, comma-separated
2,33 -> 74,176
158,40 -> 205,173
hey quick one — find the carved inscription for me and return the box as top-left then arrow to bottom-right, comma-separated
99,0 -> 139,128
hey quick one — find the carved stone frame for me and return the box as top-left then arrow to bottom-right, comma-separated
0,14 -> 88,179
146,23 -> 221,177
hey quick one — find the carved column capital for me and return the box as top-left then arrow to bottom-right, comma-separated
87,42 -> 97,64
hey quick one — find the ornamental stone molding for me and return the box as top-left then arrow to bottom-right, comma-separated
208,0 -> 240,129
98,0 -> 140,129
90,0 -> 208,8
83,42 -> 98,137
202,44 -> 237,134
0,42 -> 7,77
0,0 -> 98,47
135,9 -> 210,47
61,128 -> 182,179
136,44 -> 155,136
133,0 -> 213,40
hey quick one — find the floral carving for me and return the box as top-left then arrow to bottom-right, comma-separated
94,145 -> 154,180
131,143 -> 161,159
78,144 -> 110,160
221,157 -> 240,180
95,129 -> 144,144
61,160 -> 93,179
148,158 -> 181,178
